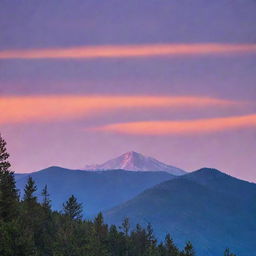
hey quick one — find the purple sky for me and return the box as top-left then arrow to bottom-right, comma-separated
0,0 -> 256,181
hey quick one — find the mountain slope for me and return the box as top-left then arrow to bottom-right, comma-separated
105,168 -> 256,256
85,151 -> 185,175
15,166 -> 175,216
14,173 -> 27,181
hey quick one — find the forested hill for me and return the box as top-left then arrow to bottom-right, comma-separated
105,168 -> 256,256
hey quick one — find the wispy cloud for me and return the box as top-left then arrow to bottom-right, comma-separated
93,114 -> 256,135
0,95 -> 237,124
0,44 -> 256,59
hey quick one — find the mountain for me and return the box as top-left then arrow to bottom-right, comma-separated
15,166 -> 175,216
104,168 -> 256,256
14,173 -> 27,181
84,151 -> 185,175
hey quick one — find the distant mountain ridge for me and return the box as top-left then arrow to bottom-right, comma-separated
84,151 -> 185,175
104,168 -> 256,256
15,166 -> 175,216
14,165 -> 256,255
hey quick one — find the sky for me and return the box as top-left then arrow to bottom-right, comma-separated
0,0 -> 256,181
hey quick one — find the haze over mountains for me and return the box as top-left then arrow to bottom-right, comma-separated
14,152 -> 256,256
84,151 -> 185,175
15,166 -> 175,216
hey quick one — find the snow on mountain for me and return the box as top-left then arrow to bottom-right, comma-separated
84,151 -> 185,175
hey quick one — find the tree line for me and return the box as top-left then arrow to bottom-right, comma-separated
0,134 -> 236,256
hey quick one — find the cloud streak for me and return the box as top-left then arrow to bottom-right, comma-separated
93,114 -> 256,135
0,44 -> 256,59
0,95 -> 237,124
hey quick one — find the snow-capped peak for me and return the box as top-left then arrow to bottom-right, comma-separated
84,151 -> 185,175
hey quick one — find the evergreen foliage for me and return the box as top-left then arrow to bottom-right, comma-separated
165,233 -> 179,256
224,248 -> 236,256
63,194 -> 83,220
0,134 -> 18,222
41,185 -> 51,210
180,241 -> 195,256
23,176 -> 37,203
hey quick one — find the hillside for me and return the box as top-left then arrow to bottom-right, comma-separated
105,168 -> 256,256
15,166 -> 175,216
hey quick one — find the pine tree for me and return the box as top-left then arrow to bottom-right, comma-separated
108,225 -> 126,256
23,176 -> 37,204
94,212 -> 104,231
41,185 -> 51,210
121,217 -> 130,237
62,194 -> 83,220
164,233 -> 179,256
120,217 -> 130,256
38,185 -> 53,254
145,223 -> 157,256
224,248 -> 236,256
181,241 -> 195,256
157,242 -> 166,256
90,212 -> 109,256
130,224 -> 148,255
0,133 -> 19,221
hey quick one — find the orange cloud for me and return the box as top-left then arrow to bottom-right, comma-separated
0,95 -> 237,125
93,114 -> 256,135
0,44 -> 256,59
